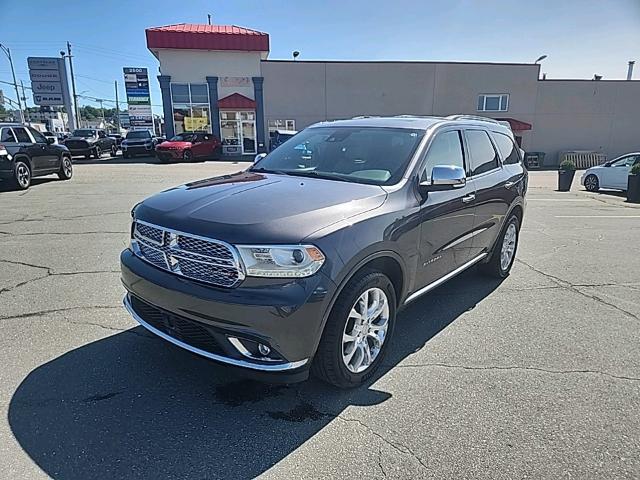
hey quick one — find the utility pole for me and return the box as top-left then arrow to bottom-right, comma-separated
0,44 -> 24,123
114,80 -> 120,132
66,42 -> 80,128
98,98 -> 105,127
19,80 -> 29,123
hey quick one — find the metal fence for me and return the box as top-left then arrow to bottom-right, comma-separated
559,151 -> 607,169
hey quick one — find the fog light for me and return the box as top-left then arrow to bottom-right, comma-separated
258,343 -> 271,356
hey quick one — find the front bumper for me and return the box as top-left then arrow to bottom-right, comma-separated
120,249 -> 337,380
67,147 -> 93,156
123,144 -> 154,154
155,149 -> 182,161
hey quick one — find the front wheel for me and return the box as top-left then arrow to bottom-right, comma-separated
57,156 -> 73,180
312,271 -> 396,388
110,145 -> 117,157
584,174 -> 599,192
481,214 -> 520,278
13,160 -> 31,190
183,150 -> 193,162
93,146 -> 102,159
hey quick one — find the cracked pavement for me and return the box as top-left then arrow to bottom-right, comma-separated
0,163 -> 638,479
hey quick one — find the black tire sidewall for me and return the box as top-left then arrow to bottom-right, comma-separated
183,150 -> 192,162
59,156 -> 73,179
14,160 -> 31,190
316,271 -> 396,388
94,146 -> 101,159
496,215 -> 520,277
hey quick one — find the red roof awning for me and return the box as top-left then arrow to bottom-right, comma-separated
495,118 -> 532,131
146,24 -> 269,52
218,93 -> 256,109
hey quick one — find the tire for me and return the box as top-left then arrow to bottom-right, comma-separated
312,270 -> 396,388
84,154 -> 91,160
93,146 -> 101,159
13,159 -> 31,190
584,174 -> 599,192
110,145 -> 117,157
57,155 -> 73,180
481,214 -> 520,278
183,150 -> 193,162
122,151 -> 129,159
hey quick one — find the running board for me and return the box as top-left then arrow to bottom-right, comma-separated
404,252 -> 488,305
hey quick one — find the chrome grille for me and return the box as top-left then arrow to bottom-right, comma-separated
132,220 -> 244,288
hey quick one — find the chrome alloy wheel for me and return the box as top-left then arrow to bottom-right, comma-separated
585,175 -> 598,192
62,157 -> 73,177
16,163 -> 30,188
342,287 -> 389,373
500,222 -> 517,271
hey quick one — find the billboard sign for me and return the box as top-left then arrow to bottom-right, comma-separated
32,81 -> 63,94
33,93 -> 65,106
29,69 -> 61,82
123,67 -> 153,130
27,57 -> 59,70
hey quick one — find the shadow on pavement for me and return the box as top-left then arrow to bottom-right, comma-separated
9,269 -> 502,479
71,155 -> 242,166
0,177 -> 61,193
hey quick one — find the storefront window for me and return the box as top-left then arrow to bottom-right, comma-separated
220,110 -> 256,154
268,119 -> 296,132
171,83 -> 211,134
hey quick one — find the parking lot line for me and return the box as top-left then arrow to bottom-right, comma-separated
554,215 -> 640,218
529,199 -> 591,202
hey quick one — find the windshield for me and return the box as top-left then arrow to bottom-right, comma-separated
126,131 -> 151,139
170,133 -> 195,142
72,129 -> 96,137
252,127 -> 424,185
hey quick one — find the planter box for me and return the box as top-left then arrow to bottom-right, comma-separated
557,170 -> 576,192
628,174 -> 640,203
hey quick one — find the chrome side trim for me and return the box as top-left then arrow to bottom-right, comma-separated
123,295 -> 309,371
440,227 -> 489,252
404,252 -> 488,304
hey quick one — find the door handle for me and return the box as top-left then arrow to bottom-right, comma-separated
504,181 -> 516,189
462,193 -> 476,203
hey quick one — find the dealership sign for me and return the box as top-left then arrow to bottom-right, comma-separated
123,67 -> 153,129
28,57 -> 72,109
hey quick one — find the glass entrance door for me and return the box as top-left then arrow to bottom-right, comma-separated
241,121 -> 256,154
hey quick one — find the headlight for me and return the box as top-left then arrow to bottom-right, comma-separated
236,245 -> 325,278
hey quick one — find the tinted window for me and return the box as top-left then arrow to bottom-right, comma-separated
171,84 -> 190,103
1,128 -> 16,143
420,130 -> 465,181
126,131 -> 151,139
170,133 -> 195,142
28,127 -> 47,143
252,127 -> 424,186
466,130 -> 499,176
491,131 -> 520,165
611,156 -> 638,167
72,129 -> 96,137
13,127 -> 32,143
190,84 -> 209,103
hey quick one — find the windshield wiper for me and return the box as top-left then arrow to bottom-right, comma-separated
250,167 -> 293,176
283,170 -> 357,183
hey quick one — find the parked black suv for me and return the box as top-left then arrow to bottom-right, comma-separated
0,123 -> 73,190
64,128 -> 117,159
121,130 -> 158,158
121,116 -> 527,388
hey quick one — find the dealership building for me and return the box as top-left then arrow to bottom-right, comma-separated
145,23 -> 639,164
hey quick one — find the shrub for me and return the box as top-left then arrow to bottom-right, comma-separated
559,159 -> 576,171
631,163 -> 640,175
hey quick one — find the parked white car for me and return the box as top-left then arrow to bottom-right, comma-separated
581,153 -> 640,192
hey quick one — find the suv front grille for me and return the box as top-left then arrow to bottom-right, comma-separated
129,295 -> 225,355
132,220 -> 244,288
65,140 -> 89,149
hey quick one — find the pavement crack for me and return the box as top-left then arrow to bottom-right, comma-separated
0,231 -> 124,237
391,362 -> 640,382
0,305 -> 122,321
516,259 -> 639,322
378,445 -> 388,478
82,391 -> 124,404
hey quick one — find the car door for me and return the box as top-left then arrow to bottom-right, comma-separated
12,126 -> 48,173
97,130 -> 110,151
602,155 -> 637,190
28,127 -> 60,170
464,129 -> 515,259
414,129 -> 478,289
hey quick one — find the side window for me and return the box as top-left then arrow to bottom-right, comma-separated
28,127 -> 47,143
420,130 -> 465,181
1,128 -> 17,143
465,130 -> 499,176
13,127 -> 33,143
491,131 -> 520,165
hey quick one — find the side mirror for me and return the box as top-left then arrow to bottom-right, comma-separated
46,137 -> 55,144
419,165 -> 466,194
254,153 -> 267,163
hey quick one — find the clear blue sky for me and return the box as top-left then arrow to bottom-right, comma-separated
1,0 -> 639,115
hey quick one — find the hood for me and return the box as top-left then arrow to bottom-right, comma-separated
134,171 -> 387,244
157,141 -> 192,149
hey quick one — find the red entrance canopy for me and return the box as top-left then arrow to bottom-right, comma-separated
496,118 -> 532,131
218,93 -> 256,109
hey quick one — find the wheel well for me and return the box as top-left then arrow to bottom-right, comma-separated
13,155 -> 31,170
357,256 -> 404,306
510,204 -> 523,223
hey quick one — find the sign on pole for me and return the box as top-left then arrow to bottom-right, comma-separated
123,67 -> 153,132
28,57 -> 76,130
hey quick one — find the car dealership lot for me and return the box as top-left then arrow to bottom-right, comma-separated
0,160 -> 638,479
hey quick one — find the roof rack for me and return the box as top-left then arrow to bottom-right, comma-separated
445,114 -> 501,125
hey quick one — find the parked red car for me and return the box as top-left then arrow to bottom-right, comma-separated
155,132 -> 221,162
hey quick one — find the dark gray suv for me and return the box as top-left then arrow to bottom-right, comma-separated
121,115 -> 527,388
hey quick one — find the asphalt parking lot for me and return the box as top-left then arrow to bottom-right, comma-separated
0,157 -> 639,479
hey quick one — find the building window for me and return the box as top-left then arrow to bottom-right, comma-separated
171,83 -> 211,134
477,94 -> 509,112
268,119 -> 296,132
220,111 -> 256,154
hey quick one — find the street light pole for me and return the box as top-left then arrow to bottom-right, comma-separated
0,44 -> 25,123
114,81 -> 120,132
66,42 -> 80,128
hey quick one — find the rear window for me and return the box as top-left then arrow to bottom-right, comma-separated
491,131 -> 520,165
